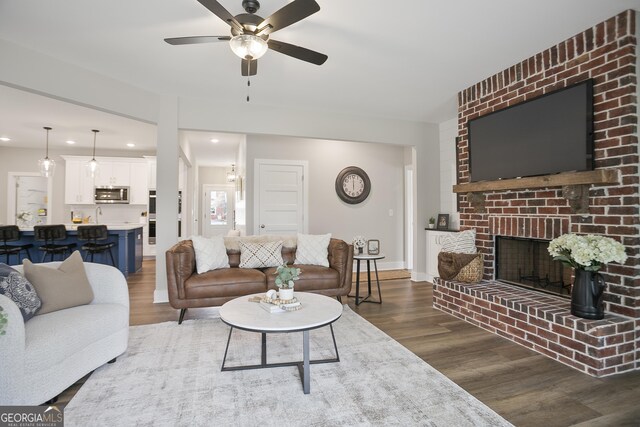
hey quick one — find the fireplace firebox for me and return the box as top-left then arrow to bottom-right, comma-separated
495,236 -> 572,297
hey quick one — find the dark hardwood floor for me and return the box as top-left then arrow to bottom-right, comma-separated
59,260 -> 640,426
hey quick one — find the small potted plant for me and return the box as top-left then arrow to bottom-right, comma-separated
274,263 -> 301,301
428,217 -> 436,229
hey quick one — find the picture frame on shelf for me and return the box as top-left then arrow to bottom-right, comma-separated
367,239 -> 380,255
437,214 -> 450,230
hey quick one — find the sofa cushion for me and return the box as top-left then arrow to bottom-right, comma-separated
191,235 -> 229,274
265,265 -> 339,291
294,233 -> 331,267
24,303 -> 128,373
23,251 -> 94,315
184,268 -> 267,299
0,263 -> 41,321
239,241 -> 284,268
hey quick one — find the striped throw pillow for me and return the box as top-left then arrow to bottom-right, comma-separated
239,241 -> 284,268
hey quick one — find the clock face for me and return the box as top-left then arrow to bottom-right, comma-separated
335,166 -> 371,204
343,173 -> 365,197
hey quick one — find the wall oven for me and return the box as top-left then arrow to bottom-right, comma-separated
148,190 -> 156,245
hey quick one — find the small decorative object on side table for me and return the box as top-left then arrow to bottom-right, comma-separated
274,263 -> 301,301
367,239 -> 380,255
352,235 -> 366,255
548,233 -> 627,319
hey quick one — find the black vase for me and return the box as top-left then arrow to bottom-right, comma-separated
571,269 -> 606,320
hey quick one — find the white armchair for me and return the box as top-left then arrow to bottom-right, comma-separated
0,262 -> 129,405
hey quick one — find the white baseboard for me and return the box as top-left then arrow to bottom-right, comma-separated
153,289 -> 169,304
411,271 -> 427,282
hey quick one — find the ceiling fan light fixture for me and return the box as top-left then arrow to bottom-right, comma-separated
229,34 -> 268,60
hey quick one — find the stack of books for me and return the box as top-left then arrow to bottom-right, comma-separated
259,300 -> 301,313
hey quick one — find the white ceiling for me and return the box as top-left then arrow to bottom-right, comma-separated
0,0 -> 639,157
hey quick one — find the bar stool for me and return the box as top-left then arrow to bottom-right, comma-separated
34,225 -> 77,262
0,225 -> 33,265
77,225 -> 116,266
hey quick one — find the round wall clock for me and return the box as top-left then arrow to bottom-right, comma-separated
335,166 -> 371,204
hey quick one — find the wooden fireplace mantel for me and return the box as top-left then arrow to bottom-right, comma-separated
452,169 -> 619,193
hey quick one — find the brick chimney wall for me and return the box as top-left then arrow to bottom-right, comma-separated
456,10 -> 639,319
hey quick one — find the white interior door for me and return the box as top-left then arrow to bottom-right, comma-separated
202,184 -> 234,238
254,160 -> 307,236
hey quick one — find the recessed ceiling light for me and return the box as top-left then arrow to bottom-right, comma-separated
0,137 -> 10,142
126,143 -> 135,147
210,138 -> 219,143
66,140 -> 76,145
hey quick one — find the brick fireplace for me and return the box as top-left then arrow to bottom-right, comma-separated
433,10 -> 639,377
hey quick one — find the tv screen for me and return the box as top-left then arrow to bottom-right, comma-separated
468,79 -> 594,182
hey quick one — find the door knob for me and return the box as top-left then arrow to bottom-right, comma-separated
260,224 -> 266,228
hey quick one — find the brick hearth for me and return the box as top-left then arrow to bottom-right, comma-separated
433,279 -> 636,376
433,10 -> 640,377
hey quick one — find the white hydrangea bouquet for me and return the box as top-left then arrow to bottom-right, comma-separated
352,235 -> 366,254
547,234 -> 627,272
352,235 -> 366,249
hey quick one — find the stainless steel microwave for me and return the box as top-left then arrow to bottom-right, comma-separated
95,186 -> 130,204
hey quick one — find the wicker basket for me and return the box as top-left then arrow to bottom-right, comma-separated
453,254 -> 483,283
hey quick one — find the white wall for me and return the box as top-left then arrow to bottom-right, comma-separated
439,117 -> 459,229
245,135 -> 406,269
0,39 -> 441,287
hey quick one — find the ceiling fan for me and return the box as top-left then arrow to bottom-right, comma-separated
164,0 -> 328,77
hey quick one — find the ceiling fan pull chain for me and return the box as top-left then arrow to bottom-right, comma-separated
246,58 -> 251,102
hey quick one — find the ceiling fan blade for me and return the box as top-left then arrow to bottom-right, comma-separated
196,0 -> 243,32
256,0 -> 320,36
241,59 -> 258,76
164,36 -> 231,45
268,39 -> 327,65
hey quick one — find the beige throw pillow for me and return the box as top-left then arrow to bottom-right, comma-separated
23,251 -> 94,315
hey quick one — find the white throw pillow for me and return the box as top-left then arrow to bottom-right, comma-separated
440,229 -> 477,254
294,233 -> 331,267
239,241 -> 284,268
191,235 -> 230,274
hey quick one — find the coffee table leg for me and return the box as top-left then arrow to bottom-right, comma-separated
261,332 -> 267,366
221,326 -> 234,371
303,330 -> 310,394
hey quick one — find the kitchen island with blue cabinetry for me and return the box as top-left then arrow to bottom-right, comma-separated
15,224 -> 143,277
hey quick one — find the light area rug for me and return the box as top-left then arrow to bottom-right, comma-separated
65,306 -> 512,427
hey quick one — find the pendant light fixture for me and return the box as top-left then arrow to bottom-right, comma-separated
226,164 -> 237,183
38,126 -> 56,177
87,129 -> 99,178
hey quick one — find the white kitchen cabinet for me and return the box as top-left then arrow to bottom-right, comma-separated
426,230 -> 456,282
94,161 -> 130,187
129,161 -> 149,204
146,157 -> 157,189
63,157 -> 95,204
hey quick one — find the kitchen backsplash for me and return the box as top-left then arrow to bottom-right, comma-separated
67,204 -> 147,225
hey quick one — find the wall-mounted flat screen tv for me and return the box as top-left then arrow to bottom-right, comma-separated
468,79 -> 594,182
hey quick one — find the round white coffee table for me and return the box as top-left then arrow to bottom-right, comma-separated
219,292 -> 343,394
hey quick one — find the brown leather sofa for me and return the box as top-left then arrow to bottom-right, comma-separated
166,238 -> 353,323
